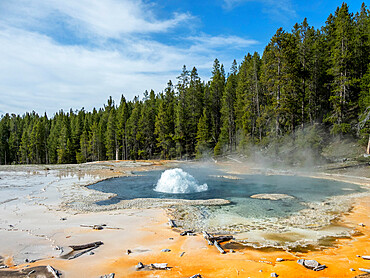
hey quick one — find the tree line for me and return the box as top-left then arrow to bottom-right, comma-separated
0,2 -> 369,165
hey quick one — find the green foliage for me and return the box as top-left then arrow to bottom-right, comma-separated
0,2 -> 369,164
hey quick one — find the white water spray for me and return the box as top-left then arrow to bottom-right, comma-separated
154,168 -> 208,194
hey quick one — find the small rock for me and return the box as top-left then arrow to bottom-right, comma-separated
93,225 -> 104,230
189,274 -> 202,278
259,270 -> 263,272
89,251 -> 94,255
229,249 -> 235,253
180,252 -> 185,257
356,255 -> 361,257
362,256 -> 370,260
350,268 -> 355,271
126,249 -> 132,255
136,262 -> 144,270
359,268 -> 370,273
24,259 -> 29,263
313,265 -> 326,271
297,259 -> 319,269
28,270 -> 36,275
271,272 -> 279,277
99,273 -> 115,278
161,249 -> 171,252
180,230 -> 194,236
169,238 -> 174,240
60,217 -> 67,221
150,263 -> 168,270
276,258 -> 284,262
358,223 -> 365,227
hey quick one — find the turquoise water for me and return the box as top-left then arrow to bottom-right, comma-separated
89,166 -> 365,219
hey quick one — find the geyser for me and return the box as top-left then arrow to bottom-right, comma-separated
154,168 -> 208,194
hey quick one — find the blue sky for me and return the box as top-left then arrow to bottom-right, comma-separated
0,0 -> 366,115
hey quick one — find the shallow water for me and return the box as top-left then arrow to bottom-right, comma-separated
89,166 -> 365,219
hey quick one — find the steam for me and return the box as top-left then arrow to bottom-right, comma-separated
154,168 -> 208,194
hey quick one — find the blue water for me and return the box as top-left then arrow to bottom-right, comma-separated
89,166 -> 365,218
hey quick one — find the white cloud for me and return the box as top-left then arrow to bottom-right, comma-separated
1,0 -> 193,38
0,0 -> 259,115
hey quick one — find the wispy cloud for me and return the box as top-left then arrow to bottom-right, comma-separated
188,34 -> 258,53
223,0 -> 297,22
0,0 -> 258,115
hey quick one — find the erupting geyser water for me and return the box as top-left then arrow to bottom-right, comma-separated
154,168 -> 208,194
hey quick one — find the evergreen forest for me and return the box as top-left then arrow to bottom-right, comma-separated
0,2 -> 370,165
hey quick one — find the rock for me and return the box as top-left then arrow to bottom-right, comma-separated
126,249 -> 132,255
362,256 -> 370,260
357,255 -> 361,257
60,217 -> 67,221
313,265 -> 326,271
189,274 -> 202,278
259,270 -> 263,272
180,230 -> 194,236
350,268 -> 355,271
297,259 -> 319,269
100,274 -> 115,278
88,251 -> 94,255
358,223 -> 365,227
359,268 -> 370,273
93,225 -> 104,230
169,238 -> 174,240
250,194 -> 294,200
136,262 -> 144,270
161,249 -> 171,252
276,258 -> 284,262
229,249 -> 235,253
271,272 -> 279,277
180,252 -> 185,257
150,263 -> 168,270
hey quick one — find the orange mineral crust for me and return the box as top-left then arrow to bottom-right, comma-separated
28,196 -> 367,278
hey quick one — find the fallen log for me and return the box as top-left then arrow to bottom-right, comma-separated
202,231 -> 213,245
68,246 -> 99,260
80,225 -> 124,230
214,240 -> 226,254
69,241 -> 103,251
210,235 -> 233,243
168,219 -> 176,228
47,265 -> 59,278
136,262 -> 170,271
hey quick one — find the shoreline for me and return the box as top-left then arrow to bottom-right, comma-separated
0,160 -> 369,277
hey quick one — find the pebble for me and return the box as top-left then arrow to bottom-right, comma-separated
136,262 -> 144,270
89,251 -> 95,255
276,258 -> 284,262
126,249 -> 132,255
161,249 -> 171,252
358,223 -> 365,227
362,256 -> 370,260
271,272 -> 279,277
259,270 -> 263,272
350,268 -> 355,271
229,249 -> 235,253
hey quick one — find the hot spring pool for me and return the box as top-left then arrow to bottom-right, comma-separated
89,166 -> 367,248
